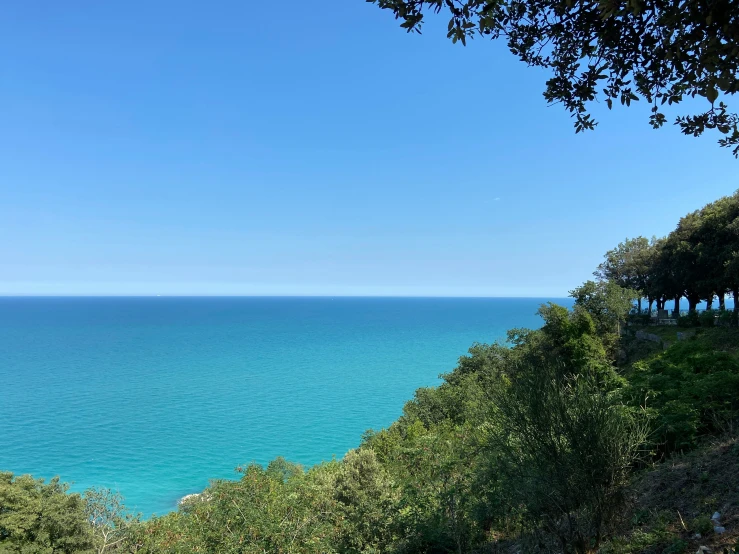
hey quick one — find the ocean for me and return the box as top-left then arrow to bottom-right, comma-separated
0,296 -> 571,516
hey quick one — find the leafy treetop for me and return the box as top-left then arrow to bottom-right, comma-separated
368,0 -> 739,155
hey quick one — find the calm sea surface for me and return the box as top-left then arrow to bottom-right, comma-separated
0,297 -> 571,516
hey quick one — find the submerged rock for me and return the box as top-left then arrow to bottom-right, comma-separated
178,492 -> 211,505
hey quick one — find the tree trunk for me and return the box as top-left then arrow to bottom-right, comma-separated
719,294 -> 726,310
574,539 -> 589,554
688,296 -> 699,313
648,298 -> 654,314
733,288 -> 739,326
637,297 -> 642,313
674,295 -> 681,317
706,296 -> 713,310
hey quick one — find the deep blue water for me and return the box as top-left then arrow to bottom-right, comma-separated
0,297 -> 571,516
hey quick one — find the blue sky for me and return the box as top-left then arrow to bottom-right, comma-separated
1,1 -> 737,297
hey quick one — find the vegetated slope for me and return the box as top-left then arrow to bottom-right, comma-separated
602,434 -> 739,554
598,326 -> 739,554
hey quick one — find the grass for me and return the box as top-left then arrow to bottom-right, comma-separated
630,325 -> 684,341
623,325 -> 739,362
692,327 -> 739,355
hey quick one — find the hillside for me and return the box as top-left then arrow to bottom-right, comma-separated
604,434 -> 739,554
602,326 -> 739,554
622,326 -> 739,359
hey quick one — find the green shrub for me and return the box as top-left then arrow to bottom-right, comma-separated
0,473 -> 93,553
630,509 -> 650,526
629,313 -> 652,325
135,462 -> 343,553
334,448 -> 399,554
628,341 -> 739,452
599,531 -> 667,554
718,310 -> 734,327
490,362 -> 647,554
692,515 -> 713,534
662,539 -> 688,554
699,310 -> 717,327
677,311 -> 700,327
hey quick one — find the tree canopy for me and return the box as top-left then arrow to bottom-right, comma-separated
594,190 -> 739,315
0,473 -> 93,554
367,0 -> 739,155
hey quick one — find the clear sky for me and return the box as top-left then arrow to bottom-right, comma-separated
1,1 -> 737,297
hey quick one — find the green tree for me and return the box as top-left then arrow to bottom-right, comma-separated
534,302 -> 613,374
662,205 -> 738,314
334,449 -> 398,554
0,473 -> 94,554
569,280 -> 636,340
134,462 -> 341,554
658,190 -> 739,317
595,237 -> 657,313
364,419 -> 487,554
83,487 -> 139,554
727,251 -> 739,322
639,237 -> 678,313
488,361 -> 647,554
704,192 -> 739,318
361,341 -> 510,553
363,304 -> 632,553
369,0 -> 739,155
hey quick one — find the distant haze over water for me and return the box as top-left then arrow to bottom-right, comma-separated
0,296 -> 571,515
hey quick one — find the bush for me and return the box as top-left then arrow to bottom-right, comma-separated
135,462 -> 342,553
629,313 -> 652,325
83,487 -> 139,553
662,539 -> 688,554
334,448 -> 399,553
628,342 -> 739,451
677,311 -> 700,327
692,515 -> 713,535
700,309 -> 717,327
0,473 -> 93,553
718,309 -> 734,327
490,362 -> 647,554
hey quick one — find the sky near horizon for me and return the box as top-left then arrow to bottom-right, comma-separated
1,1 -> 738,297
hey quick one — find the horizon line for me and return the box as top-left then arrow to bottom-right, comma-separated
0,294 -> 571,299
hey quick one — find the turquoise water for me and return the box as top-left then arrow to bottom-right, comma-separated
0,297 -> 570,516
